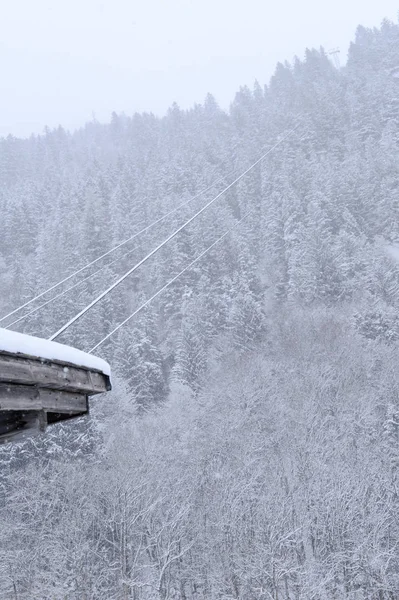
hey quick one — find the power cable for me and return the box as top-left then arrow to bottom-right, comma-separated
89,219 -> 243,353
5,243 -> 141,330
49,126 -> 297,342
0,180 -> 221,324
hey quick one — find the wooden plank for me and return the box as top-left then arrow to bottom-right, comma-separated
0,384 -> 88,414
0,384 -> 41,410
0,349 -> 110,382
0,353 -> 109,395
40,389 -> 88,413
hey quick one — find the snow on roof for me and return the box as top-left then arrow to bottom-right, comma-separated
0,328 -> 111,377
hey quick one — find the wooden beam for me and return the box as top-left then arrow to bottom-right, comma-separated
0,384 -> 41,410
0,384 -> 88,414
40,388 -> 88,413
0,353 -> 109,395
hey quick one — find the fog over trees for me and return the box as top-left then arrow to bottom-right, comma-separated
1,17 -> 399,599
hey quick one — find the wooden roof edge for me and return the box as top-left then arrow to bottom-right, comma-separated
0,349 -> 112,391
0,352 -> 112,395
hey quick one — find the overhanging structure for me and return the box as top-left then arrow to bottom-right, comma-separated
0,329 -> 111,444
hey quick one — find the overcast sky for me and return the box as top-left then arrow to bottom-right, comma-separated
0,0 -> 398,138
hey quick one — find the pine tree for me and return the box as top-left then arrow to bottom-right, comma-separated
228,279 -> 265,352
172,316 -> 207,394
116,310 -> 167,410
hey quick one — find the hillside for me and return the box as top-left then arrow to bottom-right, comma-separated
1,17 -> 399,599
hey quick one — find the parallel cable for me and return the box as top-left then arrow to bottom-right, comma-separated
89,220 -> 242,353
50,127 -> 297,342
0,180 -> 221,324
5,243 -> 141,330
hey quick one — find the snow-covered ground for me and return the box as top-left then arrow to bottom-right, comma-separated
0,328 -> 111,376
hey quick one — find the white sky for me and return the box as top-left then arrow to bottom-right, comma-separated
0,0 -> 398,138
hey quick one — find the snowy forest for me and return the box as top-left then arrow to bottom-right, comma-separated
1,16 -> 399,600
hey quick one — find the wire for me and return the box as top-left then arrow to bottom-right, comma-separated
88,224 -> 237,353
5,243 -> 141,330
50,126 -> 297,342
0,180 -> 221,325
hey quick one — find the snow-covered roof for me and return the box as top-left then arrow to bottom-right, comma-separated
0,328 -> 111,377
